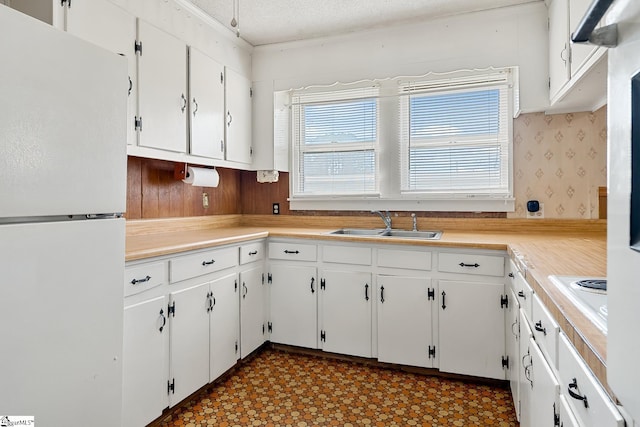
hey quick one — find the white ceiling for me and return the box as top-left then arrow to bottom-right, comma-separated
186,0 -> 542,46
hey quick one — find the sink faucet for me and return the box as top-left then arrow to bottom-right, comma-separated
411,213 -> 418,231
371,210 -> 392,230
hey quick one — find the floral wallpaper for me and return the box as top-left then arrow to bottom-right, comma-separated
509,107 -> 607,219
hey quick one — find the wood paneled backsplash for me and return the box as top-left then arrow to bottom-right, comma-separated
126,157 -> 241,219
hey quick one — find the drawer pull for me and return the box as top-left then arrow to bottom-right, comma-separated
202,259 -> 215,266
517,290 -> 526,299
535,320 -> 547,335
365,283 -> 369,301
248,250 -> 258,256
131,275 -> 151,285
158,308 -> 166,333
568,378 -> 589,408
284,250 -> 300,254
508,272 -> 515,278
459,262 -> 480,268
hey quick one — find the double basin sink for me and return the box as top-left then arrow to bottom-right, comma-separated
329,228 -> 442,240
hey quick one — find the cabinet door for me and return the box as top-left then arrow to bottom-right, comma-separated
438,280 -> 506,380
549,0 -> 571,99
64,0 -> 138,146
239,266 -> 265,358
209,274 -> 240,382
269,264 -> 317,348
225,68 -> 252,164
123,296 -> 168,427
519,310 -> 534,427
320,269 -> 372,358
569,0 -> 600,77
529,339 -> 561,427
190,48 -> 225,159
137,20 -> 187,153
377,275 -> 434,368
169,283 -> 210,406
507,289 -> 521,420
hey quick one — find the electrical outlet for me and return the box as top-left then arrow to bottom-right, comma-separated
527,203 -> 544,219
202,192 -> 209,209
272,203 -> 280,215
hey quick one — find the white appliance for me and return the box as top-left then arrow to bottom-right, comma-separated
0,6 -> 127,427
604,0 -> 640,423
549,276 -> 608,333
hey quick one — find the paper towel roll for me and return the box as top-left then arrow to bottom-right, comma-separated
182,167 -> 219,187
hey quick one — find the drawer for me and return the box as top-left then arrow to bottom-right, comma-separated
532,294 -> 560,369
377,248 -> 431,271
269,241 -> 317,261
170,247 -> 238,283
558,333 -> 624,427
322,245 -> 371,265
240,241 -> 265,265
124,261 -> 167,297
438,252 -> 504,277
514,270 -> 534,324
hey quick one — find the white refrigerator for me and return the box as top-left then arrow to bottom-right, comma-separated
0,5 -> 127,427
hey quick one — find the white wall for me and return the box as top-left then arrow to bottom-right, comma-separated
251,2 -> 550,168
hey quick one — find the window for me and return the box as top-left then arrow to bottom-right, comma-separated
285,68 -> 517,211
291,86 -> 379,197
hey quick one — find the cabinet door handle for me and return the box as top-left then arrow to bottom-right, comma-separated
380,286 -> 385,303
181,93 -> 187,113
535,320 -> 547,336
459,262 -> 480,268
248,250 -> 258,256
365,284 -> 369,301
242,282 -> 248,299
128,76 -> 132,96
560,43 -> 568,66
441,291 -> 447,310
511,319 -> 519,337
131,275 -> 151,285
192,98 -> 198,116
568,378 -> 589,408
310,277 -> 315,294
284,250 -> 300,254
517,290 -> 526,299
202,259 -> 215,266
158,308 -> 166,332
227,111 -> 233,126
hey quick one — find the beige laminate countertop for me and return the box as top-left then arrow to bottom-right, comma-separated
126,217 -> 611,397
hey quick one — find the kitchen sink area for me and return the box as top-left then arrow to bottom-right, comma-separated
328,228 -> 443,240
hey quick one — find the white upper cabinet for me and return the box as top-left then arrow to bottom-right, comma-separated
189,47 -> 225,160
568,0 -> 601,78
6,0 -> 65,29
549,0 -> 570,101
225,68 -> 253,164
64,0 -> 137,147
136,19 -> 188,153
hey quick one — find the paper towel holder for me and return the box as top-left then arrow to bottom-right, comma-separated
174,162 -> 188,181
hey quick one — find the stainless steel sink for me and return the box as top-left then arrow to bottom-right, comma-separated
380,230 -> 442,240
328,228 -> 442,240
328,228 -> 387,236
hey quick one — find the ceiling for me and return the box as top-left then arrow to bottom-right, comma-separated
186,0 -> 542,46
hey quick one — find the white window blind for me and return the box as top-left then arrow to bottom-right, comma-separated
398,71 -> 512,197
291,85 -> 379,197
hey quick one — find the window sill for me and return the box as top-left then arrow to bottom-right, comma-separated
288,197 -> 515,212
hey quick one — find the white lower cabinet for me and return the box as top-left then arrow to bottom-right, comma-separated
559,394 -> 581,427
239,266 -> 266,358
438,279 -> 507,379
168,282 -> 210,406
377,275 -> 435,368
319,269 -> 372,358
506,288 -> 520,420
269,264 -> 318,348
122,295 -> 168,427
529,338 -> 561,427
519,310 -> 534,427
209,274 -> 240,382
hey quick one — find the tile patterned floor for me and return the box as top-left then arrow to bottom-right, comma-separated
159,349 -> 518,427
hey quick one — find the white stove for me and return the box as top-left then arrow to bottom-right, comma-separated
548,276 -> 608,335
